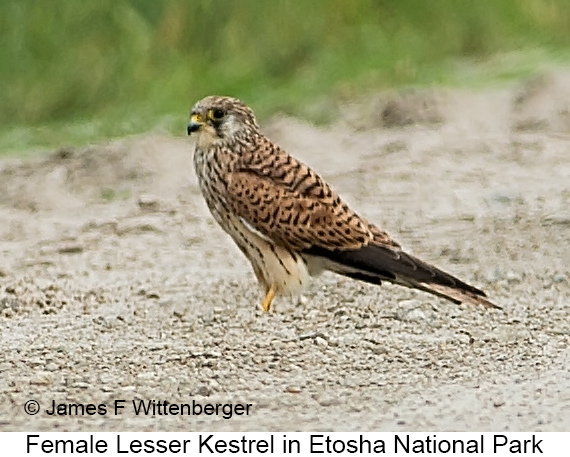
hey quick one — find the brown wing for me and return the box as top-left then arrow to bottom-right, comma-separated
226,140 -> 398,252
226,137 -> 498,309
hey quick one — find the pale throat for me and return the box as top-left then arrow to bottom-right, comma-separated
194,127 -> 221,150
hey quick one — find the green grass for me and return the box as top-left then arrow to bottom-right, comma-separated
1,0 -> 570,154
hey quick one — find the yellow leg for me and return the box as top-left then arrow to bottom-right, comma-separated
261,285 -> 277,312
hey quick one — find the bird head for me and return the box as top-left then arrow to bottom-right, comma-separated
187,96 -> 260,149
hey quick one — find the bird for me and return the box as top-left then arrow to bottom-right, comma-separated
187,95 -> 499,312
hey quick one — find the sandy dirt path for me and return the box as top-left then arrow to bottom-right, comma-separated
1,71 -> 569,431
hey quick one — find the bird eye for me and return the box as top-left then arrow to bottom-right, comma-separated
209,109 -> 225,121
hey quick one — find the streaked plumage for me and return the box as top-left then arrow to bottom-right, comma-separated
187,95 -> 499,311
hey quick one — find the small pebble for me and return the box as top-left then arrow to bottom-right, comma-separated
138,194 -> 161,211
196,386 -> 211,396
57,244 -> 84,255
30,372 -> 54,385
314,337 -> 328,348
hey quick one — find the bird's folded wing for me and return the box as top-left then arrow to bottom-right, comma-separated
226,167 -> 376,252
225,149 -> 498,308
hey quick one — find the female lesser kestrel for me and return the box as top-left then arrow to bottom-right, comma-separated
187,95 -> 499,311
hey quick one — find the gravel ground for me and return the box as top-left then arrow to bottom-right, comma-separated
1,71 -> 570,431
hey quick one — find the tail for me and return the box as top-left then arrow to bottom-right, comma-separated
304,242 -> 500,309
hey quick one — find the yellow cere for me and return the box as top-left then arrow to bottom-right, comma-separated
191,113 -> 204,123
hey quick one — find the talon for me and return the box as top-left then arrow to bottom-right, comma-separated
261,285 -> 277,312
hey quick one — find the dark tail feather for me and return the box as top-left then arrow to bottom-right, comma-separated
304,243 -> 500,309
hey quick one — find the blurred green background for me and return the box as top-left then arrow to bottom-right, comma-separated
1,0 -> 570,153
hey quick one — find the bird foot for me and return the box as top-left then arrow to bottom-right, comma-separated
261,285 -> 276,312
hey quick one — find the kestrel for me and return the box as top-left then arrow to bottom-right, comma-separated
187,95 -> 499,311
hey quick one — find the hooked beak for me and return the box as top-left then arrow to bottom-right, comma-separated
187,114 -> 204,135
